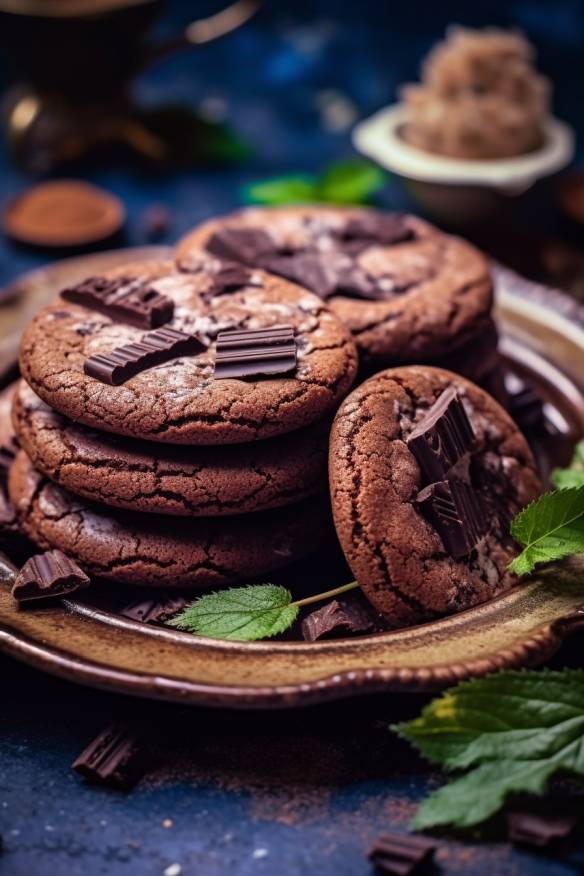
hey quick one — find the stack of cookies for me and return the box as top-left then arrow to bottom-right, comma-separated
176,206 -> 505,399
8,259 -> 358,590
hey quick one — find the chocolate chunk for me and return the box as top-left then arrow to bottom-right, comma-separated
214,325 -> 297,380
336,214 -> 414,253
206,228 -> 275,264
505,373 -> 544,431
120,594 -> 188,624
12,549 -> 90,603
368,832 -> 437,875
407,388 -> 476,482
84,326 -> 206,386
62,275 -> 174,329
301,596 -> 378,641
260,251 -> 339,299
204,263 -> 261,301
73,724 -> 150,790
417,479 -> 490,557
507,811 -> 578,848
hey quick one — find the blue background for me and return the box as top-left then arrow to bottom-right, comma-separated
1,2 -> 583,875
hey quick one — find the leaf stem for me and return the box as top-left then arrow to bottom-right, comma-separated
290,580 -> 360,608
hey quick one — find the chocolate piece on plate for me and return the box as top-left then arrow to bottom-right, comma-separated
214,325 -> 297,380
368,832 -> 437,875
407,387 -> 475,482
416,479 -> 489,557
206,227 -> 275,264
505,372 -> 544,431
85,327 -> 205,386
120,594 -> 189,624
73,724 -> 151,790
62,275 -> 174,329
301,597 -> 378,642
507,811 -> 579,849
12,549 -> 90,603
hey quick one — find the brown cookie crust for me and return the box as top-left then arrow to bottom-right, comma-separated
329,366 -> 540,628
19,260 -> 357,445
9,450 -> 329,589
175,206 -> 493,366
13,380 -> 328,516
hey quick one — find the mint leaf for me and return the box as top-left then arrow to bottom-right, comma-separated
316,159 -> 386,204
394,670 -> 584,829
553,441 -> 584,489
508,486 -> 584,575
168,584 -> 298,641
242,175 -> 316,206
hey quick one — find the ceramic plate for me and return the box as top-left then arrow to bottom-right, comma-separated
0,253 -> 583,709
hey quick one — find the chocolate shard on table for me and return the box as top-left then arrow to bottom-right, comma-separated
72,724 -> 151,791
368,832 -> 437,876
206,227 -> 275,264
416,479 -> 490,557
407,387 -> 476,482
62,275 -> 174,329
214,325 -> 297,380
507,811 -> 579,849
84,326 -> 206,386
12,549 -> 90,603
120,593 -> 189,624
301,596 -> 379,642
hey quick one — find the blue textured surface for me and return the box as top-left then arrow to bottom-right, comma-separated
1,2 -> 584,874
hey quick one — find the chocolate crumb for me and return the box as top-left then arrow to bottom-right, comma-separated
368,832 -> 437,875
12,549 -> 90,604
73,724 -> 151,790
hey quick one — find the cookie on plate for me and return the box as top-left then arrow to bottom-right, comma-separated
9,450 -> 329,589
19,260 -> 357,445
12,380 -> 329,516
175,206 -> 493,369
329,366 -> 540,628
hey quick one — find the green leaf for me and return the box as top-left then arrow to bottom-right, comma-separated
242,175 -> 317,206
508,486 -> 584,575
316,159 -> 386,204
393,670 -> 584,829
553,441 -> 584,489
168,584 -> 298,641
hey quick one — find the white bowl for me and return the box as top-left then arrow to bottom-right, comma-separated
353,103 -> 575,225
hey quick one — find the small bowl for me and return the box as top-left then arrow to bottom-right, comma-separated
353,103 -> 575,226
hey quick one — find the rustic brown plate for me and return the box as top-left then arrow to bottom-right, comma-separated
0,254 -> 583,709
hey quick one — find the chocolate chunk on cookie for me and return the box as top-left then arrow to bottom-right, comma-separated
176,206 -> 493,368
9,451 -> 329,589
329,366 -> 540,628
20,260 -> 357,445
13,381 -> 328,516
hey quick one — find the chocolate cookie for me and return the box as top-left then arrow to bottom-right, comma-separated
9,451 -> 329,589
20,260 -> 357,444
329,366 -> 540,628
0,383 -> 28,556
175,207 -> 493,368
13,380 -> 328,516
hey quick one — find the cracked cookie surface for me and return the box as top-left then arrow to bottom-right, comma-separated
12,380 -> 328,516
19,260 -> 357,445
176,206 -> 493,367
329,366 -> 540,628
9,450 -> 329,589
